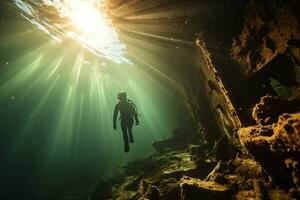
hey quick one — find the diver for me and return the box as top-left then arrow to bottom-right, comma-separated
113,92 -> 139,152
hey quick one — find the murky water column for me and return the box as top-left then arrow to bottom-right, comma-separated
0,1 -> 182,199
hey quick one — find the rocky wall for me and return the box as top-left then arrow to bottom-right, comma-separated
193,0 -> 300,152
231,0 -> 300,78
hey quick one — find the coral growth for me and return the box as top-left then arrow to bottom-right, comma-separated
252,95 -> 300,125
239,96 -> 300,189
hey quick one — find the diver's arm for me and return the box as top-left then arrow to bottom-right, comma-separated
133,109 -> 139,125
113,104 -> 119,129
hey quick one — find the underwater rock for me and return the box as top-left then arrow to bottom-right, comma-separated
161,152 -> 198,179
207,135 -> 238,161
123,155 -> 164,176
252,96 -> 300,125
231,0 -> 300,76
285,159 -> 300,188
272,113 -> 300,153
124,176 -> 143,191
152,128 -> 197,153
86,134 -> 293,200
238,112 -> 300,187
152,138 -> 183,153
138,180 -> 160,200
180,176 -> 232,200
111,176 -> 141,200
231,157 -> 263,180
105,149 -> 214,200
157,178 -> 181,200
122,151 -> 202,180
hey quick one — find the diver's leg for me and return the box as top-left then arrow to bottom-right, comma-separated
121,120 -> 129,152
128,118 -> 134,143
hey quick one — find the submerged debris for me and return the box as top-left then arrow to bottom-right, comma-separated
180,176 -> 232,200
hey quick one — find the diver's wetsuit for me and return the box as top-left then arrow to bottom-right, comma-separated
113,99 -> 138,152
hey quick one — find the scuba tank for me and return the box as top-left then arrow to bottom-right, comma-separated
127,99 -> 140,116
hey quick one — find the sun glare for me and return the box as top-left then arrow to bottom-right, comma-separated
69,2 -> 103,34
14,0 -> 130,64
71,5 -> 98,33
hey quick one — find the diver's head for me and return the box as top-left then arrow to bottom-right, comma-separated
117,92 -> 127,101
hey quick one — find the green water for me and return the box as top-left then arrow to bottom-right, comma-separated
0,1 -> 190,199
